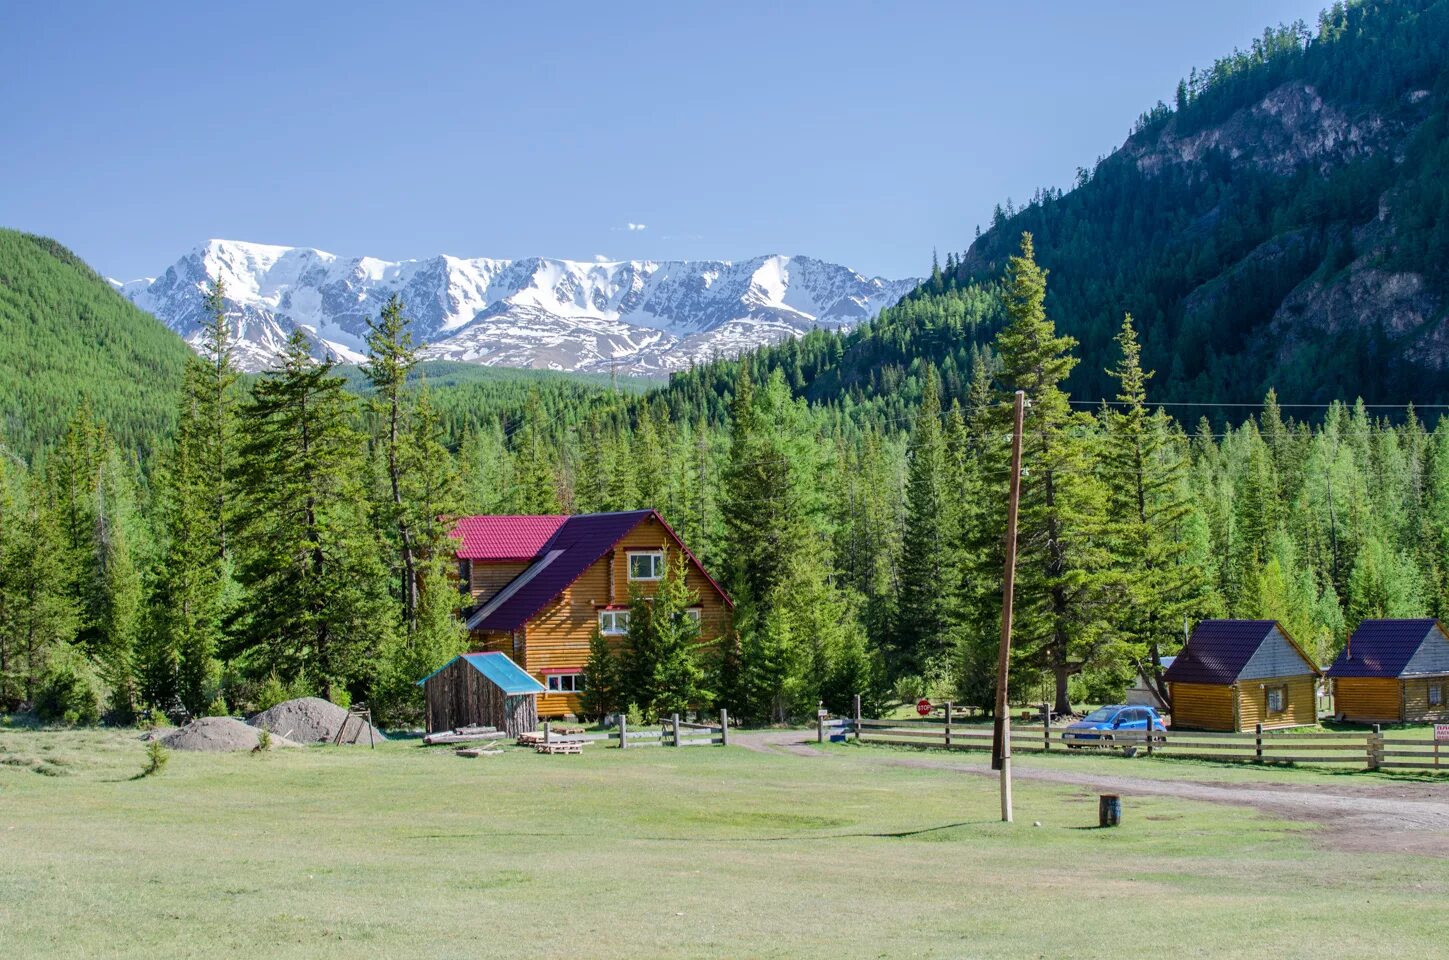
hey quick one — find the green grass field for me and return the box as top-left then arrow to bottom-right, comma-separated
2,727 -> 1446,959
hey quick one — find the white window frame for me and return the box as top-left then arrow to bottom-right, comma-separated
546,673 -> 585,693
627,550 -> 665,581
1266,685 -> 1286,713
684,607 -> 702,629
598,609 -> 630,635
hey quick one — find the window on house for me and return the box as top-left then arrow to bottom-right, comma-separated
628,550 -> 664,581
1430,684 -> 1444,707
684,607 -> 702,629
598,609 -> 630,635
546,673 -> 585,693
1266,686 -> 1286,713
457,559 -> 471,593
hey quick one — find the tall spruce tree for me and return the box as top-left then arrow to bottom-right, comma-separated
233,331 -> 394,700
991,233 -> 1113,715
1100,315 -> 1209,708
895,367 -> 958,678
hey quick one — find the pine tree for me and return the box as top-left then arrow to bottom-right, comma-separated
579,625 -> 622,721
363,294 -> 424,631
895,367 -> 958,678
232,331 -> 395,700
5,476 -> 76,705
92,448 -> 143,719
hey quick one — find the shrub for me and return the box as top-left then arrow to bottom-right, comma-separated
35,651 -> 102,726
140,740 -> 168,777
254,729 -> 272,753
205,695 -> 229,717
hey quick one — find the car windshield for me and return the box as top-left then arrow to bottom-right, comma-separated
1082,707 -> 1120,723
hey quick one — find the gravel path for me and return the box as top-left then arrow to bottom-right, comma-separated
732,727 -> 1449,854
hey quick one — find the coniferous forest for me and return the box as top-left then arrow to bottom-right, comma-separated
5,0 -> 1449,727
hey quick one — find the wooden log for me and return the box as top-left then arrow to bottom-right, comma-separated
853,695 -> 861,742
618,714 -> 627,750
719,708 -> 729,747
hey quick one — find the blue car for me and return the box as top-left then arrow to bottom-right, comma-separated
1061,704 -> 1166,749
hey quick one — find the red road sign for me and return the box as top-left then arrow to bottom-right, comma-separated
916,698 -> 932,716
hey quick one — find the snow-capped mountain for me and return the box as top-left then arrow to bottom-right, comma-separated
113,240 -> 920,374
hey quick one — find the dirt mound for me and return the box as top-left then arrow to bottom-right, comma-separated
159,717 -> 301,752
248,697 -> 387,745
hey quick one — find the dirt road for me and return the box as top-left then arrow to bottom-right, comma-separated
733,727 -> 1449,854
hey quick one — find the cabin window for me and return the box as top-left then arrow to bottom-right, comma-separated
1430,684 -> 1444,707
685,607 -> 702,629
1266,685 -> 1286,713
547,673 -> 585,693
628,550 -> 664,581
598,609 -> 630,635
457,559 -> 471,594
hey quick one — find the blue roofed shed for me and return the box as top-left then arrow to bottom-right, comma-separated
419,652 -> 547,736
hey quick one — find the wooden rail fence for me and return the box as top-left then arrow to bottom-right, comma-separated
848,704 -> 1446,772
575,710 -> 730,748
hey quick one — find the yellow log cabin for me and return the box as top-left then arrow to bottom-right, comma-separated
1326,619 -> 1449,724
451,510 -> 732,719
1163,620 -> 1320,732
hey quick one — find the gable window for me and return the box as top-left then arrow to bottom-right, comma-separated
628,550 -> 664,581
598,609 -> 630,635
1430,684 -> 1444,707
1266,686 -> 1286,713
547,673 -> 585,693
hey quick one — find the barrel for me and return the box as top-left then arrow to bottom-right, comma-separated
1098,794 -> 1121,828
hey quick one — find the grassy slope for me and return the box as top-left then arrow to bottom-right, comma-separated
0,230 -> 192,460
1,728 -> 1445,959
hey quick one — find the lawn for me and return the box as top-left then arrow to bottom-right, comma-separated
2,726 -> 1447,959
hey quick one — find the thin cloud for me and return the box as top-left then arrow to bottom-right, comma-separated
627,222 -> 646,232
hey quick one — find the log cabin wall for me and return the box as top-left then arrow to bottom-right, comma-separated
1235,674 -> 1316,730
1168,681 -> 1236,731
1333,677 -> 1403,722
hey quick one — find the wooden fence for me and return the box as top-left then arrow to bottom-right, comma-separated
847,701 -> 1447,772
574,711 -> 729,748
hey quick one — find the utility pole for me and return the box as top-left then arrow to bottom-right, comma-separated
993,389 -> 1026,823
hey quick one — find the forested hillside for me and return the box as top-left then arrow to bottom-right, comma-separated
667,0 -> 1449,414
0,230 -> 193,458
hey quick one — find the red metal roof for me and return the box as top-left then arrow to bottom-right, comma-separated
450,515 -> 567,561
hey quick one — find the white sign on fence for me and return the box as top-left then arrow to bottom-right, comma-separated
1435,724 -> 1449,743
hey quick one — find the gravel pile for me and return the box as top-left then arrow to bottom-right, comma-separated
159,717 -> 301,752
248,697 -> 387,745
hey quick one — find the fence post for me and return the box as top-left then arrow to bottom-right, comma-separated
671,713 -> 681,748
719,708 -> 729,747
1367,724 -> 1382,771
1145,713 -> 1154,757
1255,723 -> 1263,763
944,701 -> 952,749
1043,708 -> 1052,752
817,709 -> 825,744
853,694 -> 862,742
618,714 -> 627,750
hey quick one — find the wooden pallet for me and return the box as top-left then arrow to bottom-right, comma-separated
536,740 -> 585,755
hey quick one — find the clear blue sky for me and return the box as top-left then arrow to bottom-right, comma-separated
2,0 -> 1326,281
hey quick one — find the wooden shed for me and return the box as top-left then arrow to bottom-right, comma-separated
1163,620 -> 1320,732
418,652 -> 547,737
1326,619 -> 1449,724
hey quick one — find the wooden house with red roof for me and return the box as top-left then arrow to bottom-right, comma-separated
1326,619 -> 1449,723
450,510 -> 732,719
1163,620 -> 1320,731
